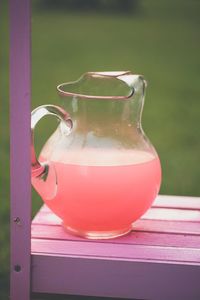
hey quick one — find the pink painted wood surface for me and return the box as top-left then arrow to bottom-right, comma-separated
32,238 -> 200,263
31,195 -> 200,299
32,225 -> 200,247
10,0 -> 31,299
32,256 -> 200,300
32,196 -> 200,236
153,194 -> 200,209
33,205 -> 200,223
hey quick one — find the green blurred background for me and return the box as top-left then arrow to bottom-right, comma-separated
1,0 -> 200,299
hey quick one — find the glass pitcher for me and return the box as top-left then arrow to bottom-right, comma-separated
31,71 -> 161,239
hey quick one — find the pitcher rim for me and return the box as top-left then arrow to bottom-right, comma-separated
57,71 -> 135,100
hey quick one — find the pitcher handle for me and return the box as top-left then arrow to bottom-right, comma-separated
31,105 -> 72,179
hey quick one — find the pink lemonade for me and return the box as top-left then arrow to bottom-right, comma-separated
34,150 -> 161,238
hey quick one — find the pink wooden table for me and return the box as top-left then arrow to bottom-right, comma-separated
31,194 -> 200,300
9,1 -> 200,299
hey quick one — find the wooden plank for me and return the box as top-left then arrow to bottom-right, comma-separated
134,219 -> 200,235
32,224 -> 200,248
10,0 -> 31,300
32,216 -> 200,235
33,206 -> 200,223
153,195 -> 200,210
31,238 -> 200,264
33,195 -> 200,215
32,203 -> 200,235
143,207 -> 200,221
32,208 -> 61,225
33,196 -> 200,225
31,254 -> 200,300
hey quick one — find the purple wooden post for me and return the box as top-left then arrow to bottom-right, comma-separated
10,0 -> 31,299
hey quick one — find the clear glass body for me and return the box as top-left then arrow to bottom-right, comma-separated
31,71 -> 161,239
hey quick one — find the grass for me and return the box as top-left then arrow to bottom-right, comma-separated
1,0 -> 200,298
